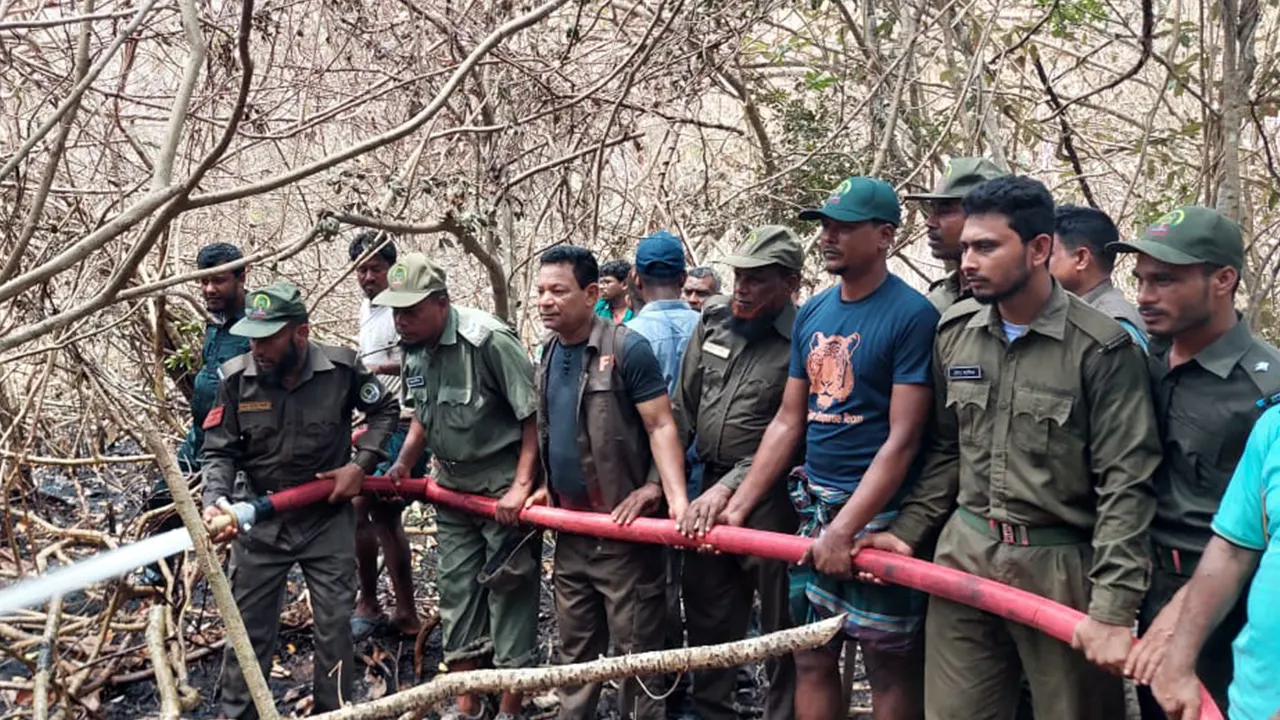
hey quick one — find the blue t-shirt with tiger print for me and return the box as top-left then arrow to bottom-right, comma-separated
788,274 -> 939,493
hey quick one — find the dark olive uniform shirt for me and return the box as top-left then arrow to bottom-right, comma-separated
1147,317 -> 1280,553
401,305 -> 538,497
927,270 -> 969,313
893,283 -> 1162,625
672,298 -> 797,492
202,341 -> 400,548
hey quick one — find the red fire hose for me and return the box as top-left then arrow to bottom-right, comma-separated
251,475 -> 1223,720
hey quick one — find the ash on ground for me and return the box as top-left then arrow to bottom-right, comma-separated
1,445 -> 873,719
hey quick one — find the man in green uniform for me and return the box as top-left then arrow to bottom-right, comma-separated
200,281 -> 400,720
143,242 -> 251,586
374,253 -> 541,720
1110,207 -> 1280,718
903,157 -> 1006,312
1049,204 -> 1148,349
859,175 -> 1162,719
674,225 -> 802,720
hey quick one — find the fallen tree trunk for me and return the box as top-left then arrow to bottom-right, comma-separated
310,615 -> 845,720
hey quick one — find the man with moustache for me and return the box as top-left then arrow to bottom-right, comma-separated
682,266 -> 722,312
718,178 -> 939,720
176,242 -> 252,470
200,281 -> 400,719
374,253 -> 542,720
530,245 -> 688,720
346,231 -> 428,642
1110,207 -> 1280,718
903,157 -> 1007,312
142,243 -> 252,586
858,176 -> 1161,720
674,226 -> 803,720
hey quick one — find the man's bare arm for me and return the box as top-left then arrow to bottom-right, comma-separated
635,394 -> 688,519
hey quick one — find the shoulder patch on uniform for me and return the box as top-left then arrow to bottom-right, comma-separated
203,406 -> 225,429
1244,341 -> 1280,401
358,381 -> 383,404
321,344 -> 359,366
219,353 -> 251,378
456,307 -> 505,346
1066,295 -> 1131,351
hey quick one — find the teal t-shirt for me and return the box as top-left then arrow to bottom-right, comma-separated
1211,404 -> 1280,720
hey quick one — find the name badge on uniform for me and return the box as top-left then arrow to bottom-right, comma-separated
948,365 -> 983,381
703,341 -> 731,359
406,375 -> 425,389
240,400 -> 272,413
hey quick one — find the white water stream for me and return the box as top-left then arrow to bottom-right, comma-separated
0,527 -> 193,614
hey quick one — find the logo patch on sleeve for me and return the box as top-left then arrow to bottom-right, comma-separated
203,406 -> 225,429
405,375 -> 425,389
359,382 -> 383,404
947,365 -> 983,381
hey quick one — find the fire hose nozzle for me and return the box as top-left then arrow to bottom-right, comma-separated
207,497 -> 258,539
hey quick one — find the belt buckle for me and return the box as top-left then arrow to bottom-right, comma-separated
1000,523 -> 1016,545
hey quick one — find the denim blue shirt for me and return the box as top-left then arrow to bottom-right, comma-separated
625,299 -> 700,397
627,298 -> 701,494
177,310 -> 250,471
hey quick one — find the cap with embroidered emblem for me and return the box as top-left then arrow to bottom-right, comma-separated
372,252 -> 449,308
1109,206 -> 1244,270
229,281 -> 308,338
798,176 -> 901,226
903,157 -> 1007,201
721,225 -> 803,271
634,230 -> 686,278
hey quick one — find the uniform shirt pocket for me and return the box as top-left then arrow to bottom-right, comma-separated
946,380 -> 990,442
1010,390 -> 1075,459
437,385 -> 476,429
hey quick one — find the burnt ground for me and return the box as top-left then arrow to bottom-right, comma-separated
0,445 -> 873,719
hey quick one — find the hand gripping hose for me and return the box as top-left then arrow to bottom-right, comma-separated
246,475 -> 1223,720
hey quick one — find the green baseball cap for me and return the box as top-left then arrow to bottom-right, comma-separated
371,252 -> 449,308
902,157 -> 1007,201
230,281 -> 308,338
1109,206 -> 1244,269
721,225 -> 803,271
799,176 -> 901,226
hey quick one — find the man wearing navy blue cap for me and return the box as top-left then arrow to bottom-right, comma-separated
625,230 -> 702,717
626,230 -> 701,394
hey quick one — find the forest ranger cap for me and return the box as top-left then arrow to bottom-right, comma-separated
1109,206 -> 1245,270
229,281 -> 307,338
903,157 -> 1007,201
721,225 -> 803,272
798,176 -> 902,226
372,252 -> 449,308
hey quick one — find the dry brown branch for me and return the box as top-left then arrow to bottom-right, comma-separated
313,614 -> 844,720
146,605 -> 181,720
112,408 -> 279,720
